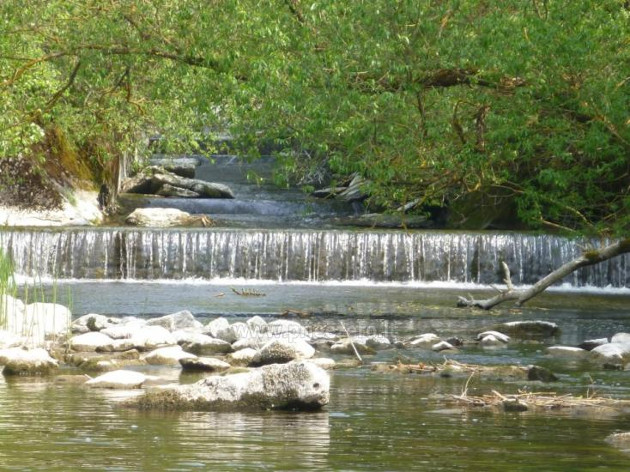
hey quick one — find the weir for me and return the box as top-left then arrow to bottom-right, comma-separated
0,228 -> 627,287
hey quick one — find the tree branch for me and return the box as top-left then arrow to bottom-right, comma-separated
457,239 -> 630,309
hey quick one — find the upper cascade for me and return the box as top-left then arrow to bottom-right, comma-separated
0,228 -> 627,288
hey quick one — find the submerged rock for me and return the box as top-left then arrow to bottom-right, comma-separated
179,357 -> 231,372
527,365 -> 558,382
406,333 -> 441,348
495,321 -> 560,339
432,341 -> 457,352
1,348 -> 58,376
127,361 -> 329,411
85,369 -> 149,389
546,346 -> 589,359
578,337 -> 608,351
477,331 -> 510,344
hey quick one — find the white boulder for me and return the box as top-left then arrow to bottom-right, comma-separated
142,346 -> 197,365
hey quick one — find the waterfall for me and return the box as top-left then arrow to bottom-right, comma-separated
0,228 -> 627,287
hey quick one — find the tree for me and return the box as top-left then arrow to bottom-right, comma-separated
1,1 -> 628,237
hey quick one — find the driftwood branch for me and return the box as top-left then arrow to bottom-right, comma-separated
457,238 -> 630,310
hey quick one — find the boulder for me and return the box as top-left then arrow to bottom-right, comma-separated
527,365 -> 558,382
157,184 -> 200,198
0,330 -> 23,349
1,348 -> 58,376
129,325 -> 177,351
179,333 -> 233,355
226,348 -> 258,366
330,337 -> 375,355
267,320 -> 309,338
142,346 -> 197,366
606,432 -> 630,452
246,316 -> 268,334
406,333 -> 441,348
578,337 -> 608,351
432,341 -> 457,352
214,322 -> 251,344
126,208 -> 196,227
546,346 -> 589,359
128,361 -> 330,411
85,369 -> 149,389
365,335 -> 391,350
72,314 -> 120,333
250,339 -> 315,367
205,317 -> 231,338
590,343 -> 630,363
101,318 -> 147,339
180,357 -> 231,372
121,166 -> 234,198
495,321 -> 560,339
148,156 -> 201,178
4,300 -> 71,346
479,334 -> 508,348
231,334 -> 276,351
69,332 -> 115,352
477,330 -> 510,344
611,333 -> 630,344
146,310 -> 203,332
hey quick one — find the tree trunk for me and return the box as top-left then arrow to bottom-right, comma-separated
457,238 -> 630,310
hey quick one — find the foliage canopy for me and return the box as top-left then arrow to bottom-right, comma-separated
1,0 -> 628,234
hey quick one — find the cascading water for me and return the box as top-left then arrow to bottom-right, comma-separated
0,228 -> 627,288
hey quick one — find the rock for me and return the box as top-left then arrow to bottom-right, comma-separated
179,333 -> 233,355
479,334 -> 507,348
611,333 -> 630,344
146,310 -> 203,332
503,399 -> 528,412
365,335 -> 391,350
445,336 -> 464,347
157,183 -> 200,198
101,318 -> 147,339
65,350 -> 142,371
250,339 -> 315,367
246,316 -> 268,334
110,339 -> 137,352
527,365 -> 558,382
142,346 -> 197,366
205,317 -> 231,338
0,330 -> 23,349
477,330 -> 510,344
148,156 -> 201,178
121,166 -> 234,198
578,337 -> 609,351
4,300 -> 71,346
231,334 -> 276,351
72,314 -> 120,333
606,432 -> 630,452
180,357 -> 231,372
310,358 -> 336,370
226,348 -> 258,366
406,333 -> 441,348
128,361 -> 330,411
214,322 -> 251,343
69,332 -> 115,352
496,321 -> 560,339
129,326 -> 177,351
1,348 -> 58,376
126,208 -> 196,227
590,343 -> 630,363
432,341 -> 457,352
546,346 -> 589,359
330,337 -> 375,355
85,369 -> 149,389
267,320 -> 309,338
